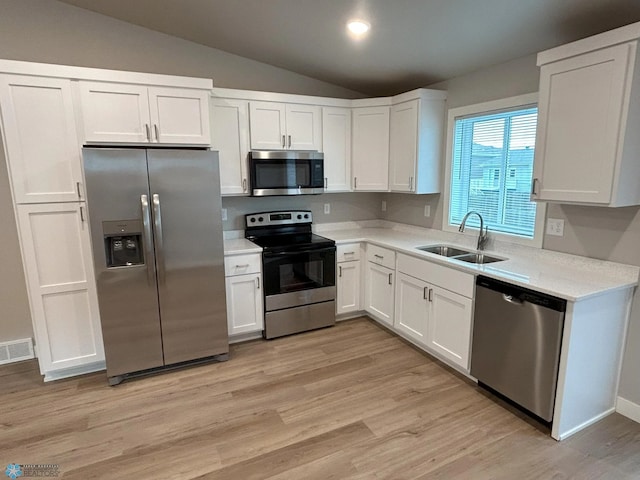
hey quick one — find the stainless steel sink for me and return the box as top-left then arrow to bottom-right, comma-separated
453,253 -> 505,264
416,244 -> 472,257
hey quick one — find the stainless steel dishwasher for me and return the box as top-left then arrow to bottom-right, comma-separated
471,276 -> 566,422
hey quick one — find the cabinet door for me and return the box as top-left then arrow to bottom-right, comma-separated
428,285 -> 473,370
394,272 -> 429,345
17,203 -> 105,375
364,262 -> 394,326
148,87 -> 210,145
534,43 -> 631,204
225,273 -> 264,335
389,100 -> 418,192
322,107 -> 352,192
79,81 -> 151,143
211,98 -> 250,195
249,101 -> 287,149
352,106 -> 390,191
285,104 -> 322,150
337,260 -> 360,314
0,75 -> 84,203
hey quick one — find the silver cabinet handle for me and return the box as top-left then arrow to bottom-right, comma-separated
344,251 -> 355,255
423,286 -> 428,300
388,272 -> 393,285
141,195 -> 155,286
282,135 -> 286,148
152,193 -> 166,286
354,177 -> 357,189
374,254 -> 384,260
79,205 -> 85,223
339,265 -> 343,277
428,288 -> 433,302
288,135 -> 292,148
531,178 -> 539,196
325,177 -> 328,189
154,124 -> 160,142
409,176 -> 413,191
256,277 -> 260,289
145,124 -> 151,142
242,178 -> 247,192
235,264 -> 250,268
76,182 -> 82,199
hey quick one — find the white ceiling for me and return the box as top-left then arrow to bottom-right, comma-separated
57,0 -> 640,96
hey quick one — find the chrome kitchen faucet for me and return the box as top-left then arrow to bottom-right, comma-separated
459,211 -> 489,250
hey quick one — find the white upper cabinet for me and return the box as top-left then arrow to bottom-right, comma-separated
534,32 -> 640,206
322,107 -> 352,192
389,93 -> 445,194
79,81 -> 210,145
210,98 -> 250,195
0,75 -> 84,204
352,106 -> 390,191
249,101 -> 321,151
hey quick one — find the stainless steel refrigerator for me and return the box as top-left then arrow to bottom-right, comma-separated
83,148 -> 228,385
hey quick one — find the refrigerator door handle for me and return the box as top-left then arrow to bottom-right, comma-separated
141,194 -> 155,286
152,193 -> 166,285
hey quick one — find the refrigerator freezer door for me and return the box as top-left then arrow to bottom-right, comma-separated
83,148 -> 164,377
147,150 -> 228,364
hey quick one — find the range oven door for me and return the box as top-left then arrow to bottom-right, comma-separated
262,246 -> 336,311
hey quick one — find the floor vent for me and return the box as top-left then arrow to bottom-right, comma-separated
0,338 -> 35,365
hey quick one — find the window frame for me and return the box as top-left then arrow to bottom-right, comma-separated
442,93 -> 546,248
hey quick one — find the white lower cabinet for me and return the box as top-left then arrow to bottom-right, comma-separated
364,262 -> 395,327
394,272 -> 429,345
224,253 -> 263,336
337,260 -> 361,315
16,203 -> 105,379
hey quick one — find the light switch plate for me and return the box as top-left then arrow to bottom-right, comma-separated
424,205 -> 431,217
221,208 -> 227,221
546,218 -> 564,236
381,200 -> 387,212
324,203 -> 330,214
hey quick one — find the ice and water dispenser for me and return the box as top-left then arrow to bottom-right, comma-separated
102,220 -> 144,268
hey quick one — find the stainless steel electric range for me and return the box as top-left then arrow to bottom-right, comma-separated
245,210 -> 336,339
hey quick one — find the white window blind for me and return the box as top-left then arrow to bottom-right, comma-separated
449,106 -> 538,238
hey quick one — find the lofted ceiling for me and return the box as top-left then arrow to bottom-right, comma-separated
57,0 -> 640,96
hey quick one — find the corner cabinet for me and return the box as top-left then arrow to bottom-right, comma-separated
210,97 -> 251,195
224,253 -> 264,337
533,36 -> 640,206
0,75 -> 84,204
16,203 -> 105,379
249,101 -> 321,151
388,92 -> 446,193
78,81 -> 211,145
352,106 -> 390,191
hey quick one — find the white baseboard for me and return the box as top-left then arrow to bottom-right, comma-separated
617,396 -> 640,424
43,361 -> 106,382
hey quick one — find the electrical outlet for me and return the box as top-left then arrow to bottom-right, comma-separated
546,218 -> 565,236
221,208 -> 227,221
324,203 -> 331,214
381,200 -> 387,212
424,205 -> 431,217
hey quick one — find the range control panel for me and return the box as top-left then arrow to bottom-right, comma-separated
245,210 -> 312,227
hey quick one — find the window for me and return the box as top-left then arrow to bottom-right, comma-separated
444,94 -> 545,247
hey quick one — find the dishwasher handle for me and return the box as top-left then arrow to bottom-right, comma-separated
477,275 -> 566,312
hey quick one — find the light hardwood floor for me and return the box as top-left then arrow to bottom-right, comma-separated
1,317 -> 639,479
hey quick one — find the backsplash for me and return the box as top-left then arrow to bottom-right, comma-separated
221,192 -> 383,230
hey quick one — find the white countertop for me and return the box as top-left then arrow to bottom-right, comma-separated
223,221 -> 638,301
315,222 -> 639,302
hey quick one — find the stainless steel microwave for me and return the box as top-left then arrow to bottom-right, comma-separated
249,150 -> 324,196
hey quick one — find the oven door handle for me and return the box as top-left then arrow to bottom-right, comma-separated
263,246 -> 336,257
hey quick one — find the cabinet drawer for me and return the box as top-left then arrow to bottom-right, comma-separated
366,244 -> 395,269
224,253 -> 261,276
397,253 -> 474,298
337,243 -> 360,262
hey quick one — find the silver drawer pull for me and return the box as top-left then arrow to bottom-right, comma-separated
235,264 -> 250,268
344,251 -> 355,255
374,254 -> 384,259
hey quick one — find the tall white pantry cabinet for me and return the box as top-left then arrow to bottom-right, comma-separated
0,73 -> 105,380
0,60 -> 214,381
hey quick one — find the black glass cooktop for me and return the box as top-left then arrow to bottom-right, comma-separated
249,233 -> 335,253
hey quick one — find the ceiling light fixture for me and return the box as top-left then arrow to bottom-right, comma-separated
347,19 -> 370,37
